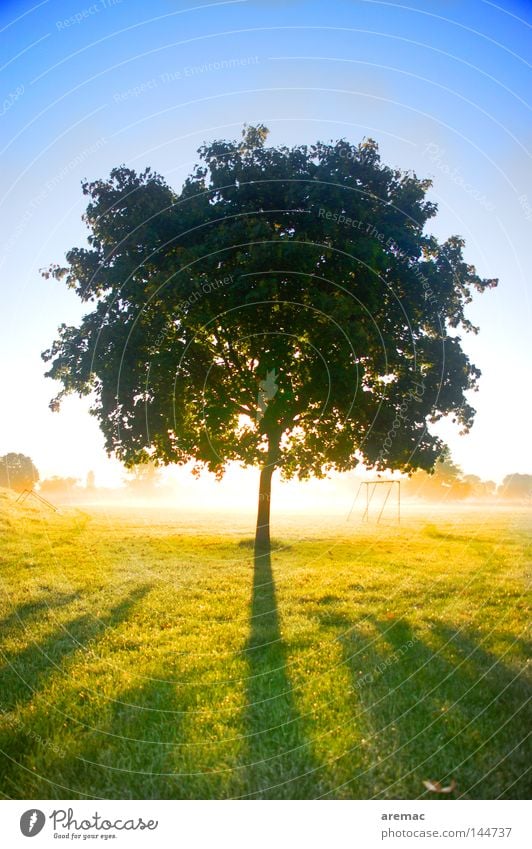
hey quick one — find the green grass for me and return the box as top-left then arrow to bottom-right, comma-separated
0,490 -> 530,799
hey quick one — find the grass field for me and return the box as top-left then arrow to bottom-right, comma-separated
0,489 -> 530,800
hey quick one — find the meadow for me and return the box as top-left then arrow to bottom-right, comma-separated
0,489 -> 530,799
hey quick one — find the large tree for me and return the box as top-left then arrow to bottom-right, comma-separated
42,126 -> 496,550
0,453 -> 39,492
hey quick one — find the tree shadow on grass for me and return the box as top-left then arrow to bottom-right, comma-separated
59,551 -> 324,800
316,610 -> 531,799
358,615 -> 482,799
240,549 -> 319,799
44,676 -> 190,800
50,667 -> 250,800
426,620 -> 532,799
0,584 -> 150,791
0,592 -> 79,635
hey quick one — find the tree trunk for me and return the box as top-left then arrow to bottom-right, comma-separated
254,463 -> 274,554
254,427 -> 281,555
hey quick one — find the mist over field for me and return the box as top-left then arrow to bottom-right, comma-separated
1,488 -> 529,800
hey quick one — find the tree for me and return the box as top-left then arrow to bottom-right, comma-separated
463,474 -> 496,499
403,449 -> 473,500
39,476 -> 78,495
42,126 -> 497,551
499,473 -> 532,501
0,453 -> 39,492
124,460 -> 162,493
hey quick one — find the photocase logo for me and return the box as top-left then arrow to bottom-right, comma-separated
20,809 -> 46,837
256,369 -> 278,422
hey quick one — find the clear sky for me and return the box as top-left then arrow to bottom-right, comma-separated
1,0 -> 531,489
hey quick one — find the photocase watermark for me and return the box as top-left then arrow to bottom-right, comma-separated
318,206 -> 387,238
56,0 -> 122,30
352,634 -> 420,690
51,807 -> 158,834
316,207 -> 439,309
256,369 -> 278,423
113,56 -> 260,102
177,274 -> 234,313
1,84 -> 24,117
377,379 -> 425,466
152,274 -> 234,351
422,143 -> 495,213
316,206 -> 435,465
161,55 -> 260,83
336,144 -> 383,163
518,194 -> 532,222
20,807 -> 159,838
20,809 -> 46,837
4,137 -> 107,257
0,709 -> 66,759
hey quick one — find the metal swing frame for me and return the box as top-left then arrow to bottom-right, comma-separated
361,479 -> 401,524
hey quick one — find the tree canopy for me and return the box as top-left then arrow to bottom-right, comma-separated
42,126 -> 497,548
402,448 -> 496,500
39,476 -> 78,496
0,453 -> 39,492
499,473 -> 532,501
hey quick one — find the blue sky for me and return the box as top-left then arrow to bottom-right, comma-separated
1,0 -> 531,487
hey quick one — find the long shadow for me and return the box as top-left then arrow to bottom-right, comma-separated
428,621 -> 531,703
59,550 -> 323,800
242,549 -> 318,798
426,620 -> 532,799
39,676 -> 189,800
372,616 -> 532,799
0,585 -> 150,711
360,615 -> 478,797
316,609 -> 531,799
0,592 -> 79,635
0,585 -> 150,788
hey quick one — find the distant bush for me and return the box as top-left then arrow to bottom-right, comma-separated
39,476 -> 79,495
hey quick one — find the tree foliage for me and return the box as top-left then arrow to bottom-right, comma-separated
499,473 -> 532,501
0,453 -> 39,492
39,476 -> 78,495
124,460 -> 163,492
403,449 -> 474,500
42,126 -> 497,544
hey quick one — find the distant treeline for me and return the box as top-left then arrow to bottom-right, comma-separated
402,454 -> 531,501
2,452 -> 531,503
